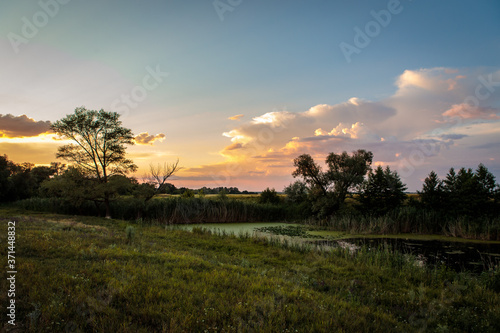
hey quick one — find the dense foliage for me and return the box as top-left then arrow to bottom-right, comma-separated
51,107 -> 137,217
0,155 -> 61,202
292,150 -> 373,217
418,164 -> 499,217
358,166 -> 408,216
257,187 -> 281,205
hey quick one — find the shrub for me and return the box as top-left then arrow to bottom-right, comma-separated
283,181 -> 308,203
125,225 -> 136,242
181,189 -> 195,198
258,188 -> 281,205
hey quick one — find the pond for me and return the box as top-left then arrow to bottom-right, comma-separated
313,237 -> 500,273
174,222 -> 300,235
176,222 -> 500,273
367,238 -> 500,273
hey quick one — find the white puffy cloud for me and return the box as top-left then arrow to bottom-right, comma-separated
182,67 -> 500,191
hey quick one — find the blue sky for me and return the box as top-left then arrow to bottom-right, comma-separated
1,0 -> 499,191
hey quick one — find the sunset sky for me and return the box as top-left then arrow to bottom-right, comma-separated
1,0 -> 499,191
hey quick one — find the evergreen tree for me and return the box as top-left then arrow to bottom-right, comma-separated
358,166 -> 407,216
441,165 -> 498,216
418,170 -> 444,211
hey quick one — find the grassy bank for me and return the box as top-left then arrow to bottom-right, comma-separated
1,211 -> 499,332
13,197 -> 500,241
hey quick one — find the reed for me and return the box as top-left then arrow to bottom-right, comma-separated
14,196 -> 296,224
316,207 -> 500,240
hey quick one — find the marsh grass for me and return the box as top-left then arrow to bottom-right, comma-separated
125,225 -> 136,243
1,211 -> 499,332
320,207 -> 500,241
15,197 -> 296,224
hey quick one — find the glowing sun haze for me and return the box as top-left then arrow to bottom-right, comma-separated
1,1 -> 499,191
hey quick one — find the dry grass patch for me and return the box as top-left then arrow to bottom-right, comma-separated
46,218 -> 109,233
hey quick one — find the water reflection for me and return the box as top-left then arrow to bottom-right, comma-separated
329,238 -> 500,273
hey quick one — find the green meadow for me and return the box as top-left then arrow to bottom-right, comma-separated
1,210 -> 499,332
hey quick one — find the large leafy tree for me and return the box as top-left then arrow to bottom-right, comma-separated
51,107 -> 137,218
292,149 -> 373,217
326,150 -> 374,205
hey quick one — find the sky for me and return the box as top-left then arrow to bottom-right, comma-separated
0,0 -> 499,192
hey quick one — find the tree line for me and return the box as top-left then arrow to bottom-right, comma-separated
287,150 -> 500,219
0,107 -> 256,216
2,107 -> 499,222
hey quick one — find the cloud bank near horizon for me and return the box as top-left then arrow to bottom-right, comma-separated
0,114 -> 52,138
181,67 -> 500,191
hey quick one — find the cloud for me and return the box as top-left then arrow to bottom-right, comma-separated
133,132 -> 166,145
313,122 -> 379,140
0,114 -> 52,138
252,111 -> 296,126
222,143 -> 243,152
442,104 -> 500,120
228,114 -> 244,120
184,67 -> 500,191
439,134 -> 468,140
396,68 -> 466,93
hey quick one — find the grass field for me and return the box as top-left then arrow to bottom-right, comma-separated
1,210 -> 499,332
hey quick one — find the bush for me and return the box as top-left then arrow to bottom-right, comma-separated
258,188 -> 281,205
181,189 -> 195,198
283,181 -> 309,203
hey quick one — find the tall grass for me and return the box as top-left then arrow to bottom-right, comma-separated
14,197 -> 500,240
316,206 -> 500,240
2,213 -> 499,332
14,196 -> 296,224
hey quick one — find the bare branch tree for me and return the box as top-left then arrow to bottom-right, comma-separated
141,159 -> 181,201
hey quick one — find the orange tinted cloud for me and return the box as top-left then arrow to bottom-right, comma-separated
133,132 -> 166,145
0,114 -> 52,138
442,104 -> 500,120
222,142 -> 243,151
228,114 -> 244,120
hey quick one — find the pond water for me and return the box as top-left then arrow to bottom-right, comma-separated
176,222 -> 500,273
313,238 -> 500,273
174,222 -> 299,235
364,238 -> 500,273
